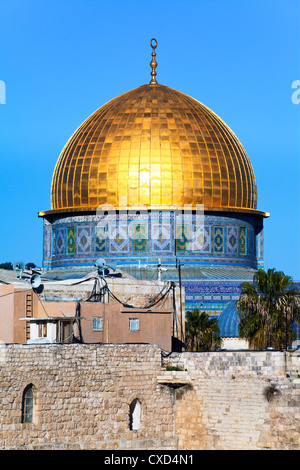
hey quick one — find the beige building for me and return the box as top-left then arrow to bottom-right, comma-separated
0,267 -> 183,352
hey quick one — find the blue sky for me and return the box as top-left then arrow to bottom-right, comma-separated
0,0 -> 299,280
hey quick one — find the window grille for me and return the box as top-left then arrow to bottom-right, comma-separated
129,318 -> 140,332
38,321 -> 47,338
22,385 -> 34,423
93,316 -> 103,331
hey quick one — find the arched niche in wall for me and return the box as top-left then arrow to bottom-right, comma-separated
129,398 -> 141,431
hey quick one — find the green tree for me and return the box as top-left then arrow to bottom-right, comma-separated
25,262 -> 36,270
0,262 -> 13,270
236,268 -> 300,350
185,309 -> 220,351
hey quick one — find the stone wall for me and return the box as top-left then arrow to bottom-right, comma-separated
164,350 -> 300,450
0,344 -> 299,450
0,343 -> 176,450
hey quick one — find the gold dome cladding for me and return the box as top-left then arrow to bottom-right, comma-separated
50,82 -> 259,214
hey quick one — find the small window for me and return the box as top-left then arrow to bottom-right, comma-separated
22,384 -> 34,423
129,318 -> 140,332
38,321 -> 47,338
58,321 -> 73,343
93,317 -> 103,331
129,399 -> 141,430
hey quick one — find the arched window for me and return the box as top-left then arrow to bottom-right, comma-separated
22,384 -> 34,423
129,398 -> 141,430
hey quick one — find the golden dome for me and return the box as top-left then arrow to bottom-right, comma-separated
50,82 -> 262,215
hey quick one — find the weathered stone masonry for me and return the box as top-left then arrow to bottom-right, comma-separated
166,350 -> 300,450
0,344 -> 176,450
0,344 -> 299,450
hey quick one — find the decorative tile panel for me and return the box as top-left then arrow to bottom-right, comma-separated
132,224 -> 148,253
67,227 -> 75,255
256,230 -> 263,260
213,226 -> 224,254
43,227 -> 51,260
151,222 -> 172,252
226,226 -> 238,254
247,227 -> 254,256
193,226 -> 211,253
109,223 -> 129,253
239,227 -> 247,255
77,226 -> 92,254
95,225 -> 108,253
44,211 -> 262,269
52,229 -> 56,256
175,224 -> 189,253
54,227 -> 66,256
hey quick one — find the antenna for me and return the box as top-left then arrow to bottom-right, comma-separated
157,258 -> 168,281
13,260 -> 25,279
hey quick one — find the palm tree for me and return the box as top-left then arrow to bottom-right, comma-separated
185,309 -> 220,351
236,268 -> 300,350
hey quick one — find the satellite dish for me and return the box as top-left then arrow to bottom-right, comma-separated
30,274 -> 41,289
13,260 -> 25,279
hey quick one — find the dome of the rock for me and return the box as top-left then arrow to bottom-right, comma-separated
50,83 -> 259,214
40,39 -> 268,323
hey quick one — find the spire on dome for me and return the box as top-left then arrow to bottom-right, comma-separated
150,38 -> 158,85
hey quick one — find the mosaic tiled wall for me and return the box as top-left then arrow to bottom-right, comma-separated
184,281 -> 243,316
43,211 -> 264,269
